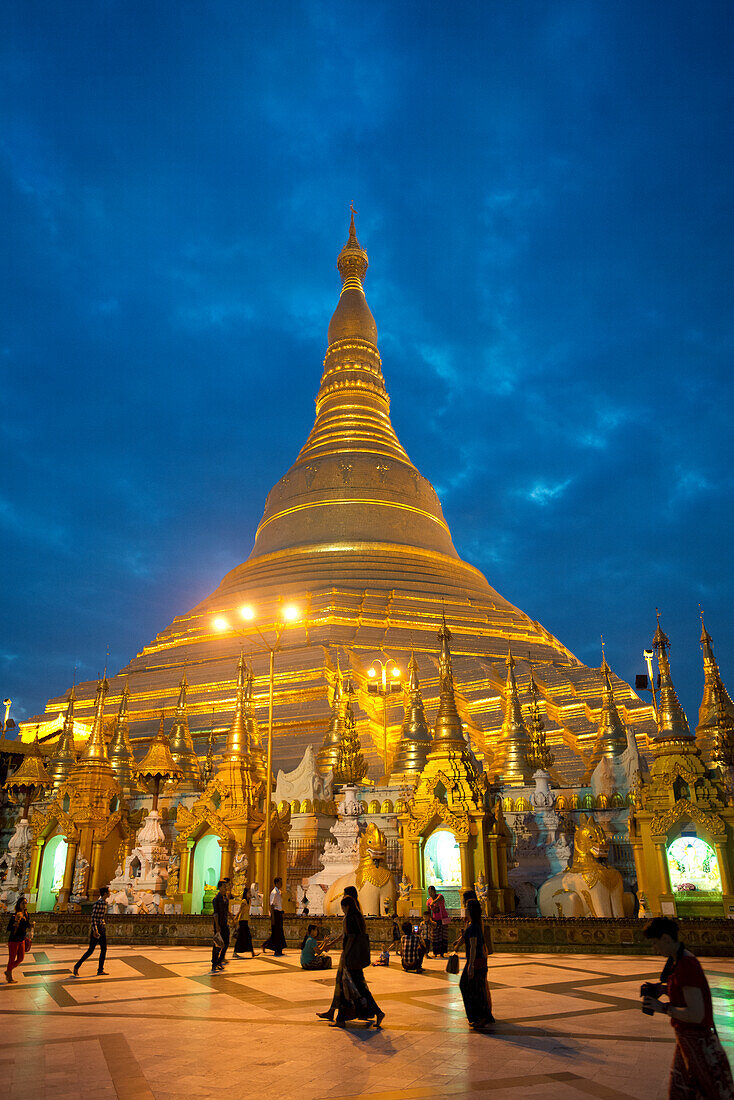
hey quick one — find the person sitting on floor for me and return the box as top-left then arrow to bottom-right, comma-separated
300,924 -> 333,970
400,920 -> 425,973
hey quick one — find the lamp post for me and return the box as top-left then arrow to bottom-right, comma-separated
367,657 -> 402,780
213,601 -> 301,914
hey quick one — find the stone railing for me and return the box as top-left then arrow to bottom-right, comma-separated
27,913 -> 734,956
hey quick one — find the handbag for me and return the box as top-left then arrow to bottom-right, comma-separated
212,930 -> 224,949
24,925 -> 33,952
446,952 -> 460,975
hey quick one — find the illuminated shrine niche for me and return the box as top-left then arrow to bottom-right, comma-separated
423,830 -> 462,907
666,836 -> 722,896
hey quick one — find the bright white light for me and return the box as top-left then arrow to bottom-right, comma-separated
213,616 -> 229,632
282,604 -> 299,622
368,667 -> 377,678
391,667 -> 401,678
239,605 -> 255,621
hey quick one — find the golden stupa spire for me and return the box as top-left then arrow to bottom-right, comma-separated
224,653 -> 249,761
108,680 -> 138,790
168,670 -> 203,789
317,652 -> 347,773
652,614 -> 691,740
697,612 -> 734,742
390,651 -> 432,781
244,665 -> 266,784
496,645 -> 534,784
80,672 -> 110,763
595,642 -> 627,759
333,663 -> 368,786
527,664 -> 554,772
137,713 -> 183,810
47,685 -> 78,791
432,617 -> 465,744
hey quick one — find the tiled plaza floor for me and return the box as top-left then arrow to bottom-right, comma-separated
1,944 -> 733,1100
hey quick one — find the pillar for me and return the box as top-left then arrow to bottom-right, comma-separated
90,839 -> 105,897
56,836 -> 79,909
253,842 -> 264,895
219,840 -> 235,884
459,840 -> 471,896
714,841 -> 733,896
630,840 -> 646,900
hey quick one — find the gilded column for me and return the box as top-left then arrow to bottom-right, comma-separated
219,841 -> 234,884
56,836 -> 79,909
90,838 -> 105,897
459,841 -> 471,896
714,842 -> 734,896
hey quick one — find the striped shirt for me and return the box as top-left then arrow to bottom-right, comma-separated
91,897 -> 107,936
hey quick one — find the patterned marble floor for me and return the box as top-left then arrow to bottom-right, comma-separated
1,943 -> 733,1100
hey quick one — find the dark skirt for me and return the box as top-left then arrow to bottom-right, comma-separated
234,919 -> 254,954
262,909 -> 286,953
333,963 -> 381,1022
432,922 -> 449,955
459,964 -> 492,1025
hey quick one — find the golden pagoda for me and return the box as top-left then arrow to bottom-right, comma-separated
137,713 -> 183,809
697,615 -> 734,758
39,214 -> 656,783
3,732 -> 52,816
493,646 -> 534,786
629,618 -> 734,918
168,671 -> 203,790
399,622 -> 513,915
174,655 -> 290,913
526,667 -> 554,773
46,688 -> 78,792
333,672 -> 368,786
389,652 -> 431,784
108,680 -> 139,792
244,665 -> 267,786
586,649 -> 628,774
316,657 -> 347,774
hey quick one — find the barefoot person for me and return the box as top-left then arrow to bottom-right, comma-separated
300,924 -> 332,970
232,886 -> 258,959
73,886 -> 109,977
211,880 -> 230,972
427,885 -> 449,957
5,898 -> 32,984
318,893 -> 384,1028
262,877 -> 286,957
642,916 -> 734,1099
459,898 -> 493,1029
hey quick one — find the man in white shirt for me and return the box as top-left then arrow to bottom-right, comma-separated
262,876 -> 287,957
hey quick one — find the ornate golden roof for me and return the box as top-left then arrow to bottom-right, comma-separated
137,713 -> 183,781
108,680 -> 139,790
3,733 -> 52,794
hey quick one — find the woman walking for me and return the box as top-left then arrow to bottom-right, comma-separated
6,897 -> 32,983
317,894 -> 384,1028
459,898 -> 493,1029
233,886 -> 258,959
427,885 -> 450,957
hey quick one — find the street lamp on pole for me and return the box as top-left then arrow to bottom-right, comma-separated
212,601 -> 302,915
367,657 -> 402,781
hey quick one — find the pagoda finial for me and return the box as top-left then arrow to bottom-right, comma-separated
316,652 -> 347,773
108,679 -> 138,790
527,663 -> 554,772
168,668 -> 203,790
224,653 -> 249,761
652,615 -> 691,740
433,619 -> 464,744
390,651 -> 431,782
80,673 -> 110,763
695,616 -> 734,753
595,647 -> 627,759
497,645 -> 534,784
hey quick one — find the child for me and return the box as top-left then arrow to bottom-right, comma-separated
418,909 -> 434,958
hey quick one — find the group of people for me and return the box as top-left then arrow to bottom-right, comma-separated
6,877 -> 734,1096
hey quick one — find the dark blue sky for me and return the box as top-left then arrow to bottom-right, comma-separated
3,1 -> 732,726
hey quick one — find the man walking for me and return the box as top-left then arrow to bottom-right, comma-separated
211,880 -> 230,972
73,885 -> 109,976
262,876 -> 286,957
642,916 -> 734,1098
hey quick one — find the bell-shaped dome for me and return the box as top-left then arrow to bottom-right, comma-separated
326,212 -> 378,346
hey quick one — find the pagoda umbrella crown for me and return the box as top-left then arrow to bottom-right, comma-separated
3,733 -> 52,796
137,714 -> 184,784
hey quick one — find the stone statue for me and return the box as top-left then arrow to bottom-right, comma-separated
71,856 -> 90,902
232,846 -> 248,898
537,813 -> 635,918
323,822 -> 397,917
275,745 -> 333,805
396,873 -> 412,919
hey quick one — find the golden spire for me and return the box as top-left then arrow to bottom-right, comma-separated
108,680 -> 138,790
168,670 -> 203,789
595,648 -> 627,759
47,686 -> 78,791
527,666 -> 554,772
80,673 -> 110,763
328,205 -> 376,346
652,614 -> 691,740
497,645 -> 534,784
317,654 -> 347,773
390,652 -> 431,781
3,730 -> 52,811
137,713 -> 183,783
224,653 -> 249,762
432,617 -> 465,744
245,664 -> 267,784
696,613 -> 734,742
333,666 -> 368,786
